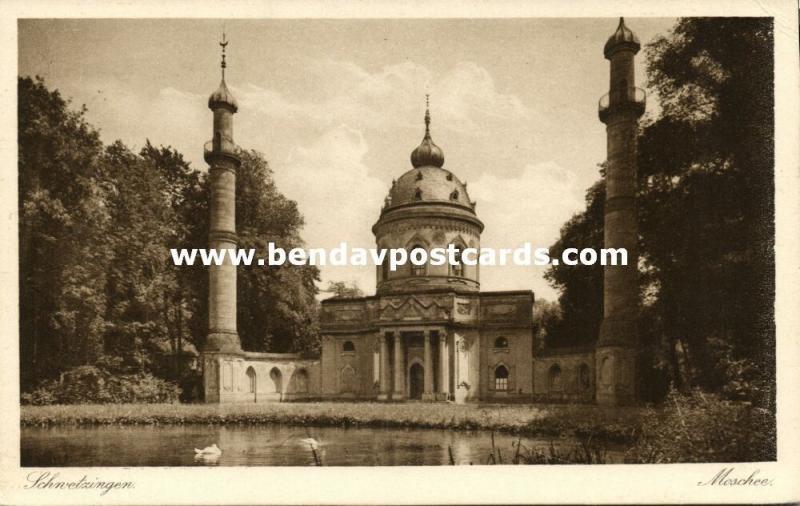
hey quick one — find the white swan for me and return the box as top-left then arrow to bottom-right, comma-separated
194,443 -> 222,456
301,438 -> 320,450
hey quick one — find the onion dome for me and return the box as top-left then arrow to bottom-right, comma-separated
603,17 -> 641,58
208,79 -> 238,112
208,33 -> 238,112
410,97 -> 445,168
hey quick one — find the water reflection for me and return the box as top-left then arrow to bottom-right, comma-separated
21,425 -> 624,467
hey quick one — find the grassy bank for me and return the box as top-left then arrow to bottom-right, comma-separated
21,395 -> 775,462
21,402 -> 643,443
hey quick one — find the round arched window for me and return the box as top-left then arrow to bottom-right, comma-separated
494,365 -> 509,391
578,363 -> 591,390
342,341 -> 355,353
548,364 -> 562,391
269,367 -> 282,393
246,366 -> 256,394
494,336 -> 508,349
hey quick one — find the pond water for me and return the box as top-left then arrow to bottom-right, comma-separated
21,425 -> 624,466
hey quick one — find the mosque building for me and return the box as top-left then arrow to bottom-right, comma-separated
200,18 -> 645,406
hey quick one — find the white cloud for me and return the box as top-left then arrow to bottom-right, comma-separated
273,124 -> 386,295
470,161 -> 585,299
434,62 -> 531,134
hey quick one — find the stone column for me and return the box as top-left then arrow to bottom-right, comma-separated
393,334 -> 405,400
378,333 -> 390,400
439,330 -> 450,400
423,330 -> 433,400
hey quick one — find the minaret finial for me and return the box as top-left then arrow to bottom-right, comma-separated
219,29 -> 229,80
424,94 -> 431,137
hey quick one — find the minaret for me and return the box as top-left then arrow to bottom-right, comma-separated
596,18 -> 645,406
204,32 -> 243,363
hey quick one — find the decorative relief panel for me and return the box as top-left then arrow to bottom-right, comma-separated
486,304 -> 516,316
321,304 -> 367,323
379,295 -> 451,322
206,359 -> 218,389
374,218 -> 481,238
333,309 -> 364,321
480,296 -> 532,324
456,302 -> 473,315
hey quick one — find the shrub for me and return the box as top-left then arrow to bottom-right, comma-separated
20,366 -> 180,405
624,389 -> 776,463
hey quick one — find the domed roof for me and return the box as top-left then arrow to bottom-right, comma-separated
208,78 -> 238,112
603,17 -> 641,58
387,166 -> 473,209
381,98 -> 476,212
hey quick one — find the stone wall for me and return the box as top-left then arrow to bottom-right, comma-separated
479,328 -> 533,401
203,353 -> 321,403
532,348 -> 595,403
320,331 -> 380,399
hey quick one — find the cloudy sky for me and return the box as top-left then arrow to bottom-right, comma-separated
18,18 -> 675,300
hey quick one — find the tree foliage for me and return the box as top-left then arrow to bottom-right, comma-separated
324,281 -> 364,299
544,18 -> 774,406
19,76 -> 320,398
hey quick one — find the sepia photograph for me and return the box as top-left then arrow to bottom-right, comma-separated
3,0 -> 799,504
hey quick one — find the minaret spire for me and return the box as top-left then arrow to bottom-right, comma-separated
203,23 -> 243,388
595,17 -> 645,406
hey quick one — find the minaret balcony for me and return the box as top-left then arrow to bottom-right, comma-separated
204,136 -> 242,163
598,87 -> 646,123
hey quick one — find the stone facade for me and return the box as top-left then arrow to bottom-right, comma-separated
320,291 -> 534,402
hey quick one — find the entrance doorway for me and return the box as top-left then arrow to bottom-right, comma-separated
409,363 -> 424,399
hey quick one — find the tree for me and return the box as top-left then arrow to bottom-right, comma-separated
531,298 -> 562,350
19,76 -> 323,399
638,18 -> 774,405
325,281 -> 364,299
19,76 -> 111,389
234,150 -> 321,355
543,179 -> 605,348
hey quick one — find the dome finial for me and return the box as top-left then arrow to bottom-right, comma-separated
424,94 -> 431,137
208,27 -> 238,112
219,28 -> 228,80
